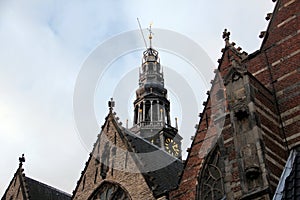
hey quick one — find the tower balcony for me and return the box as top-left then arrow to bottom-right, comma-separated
131,121 -> 165,130
130,121 -> 165,134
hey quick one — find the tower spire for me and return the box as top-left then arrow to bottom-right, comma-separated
131,30 -> 182,158
147,23 -> 154,48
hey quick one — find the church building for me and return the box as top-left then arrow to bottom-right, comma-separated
2,0 -> 300,199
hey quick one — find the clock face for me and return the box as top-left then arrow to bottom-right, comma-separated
165,138 -> 180,156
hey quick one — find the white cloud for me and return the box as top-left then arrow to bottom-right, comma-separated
0,0 -> 276,196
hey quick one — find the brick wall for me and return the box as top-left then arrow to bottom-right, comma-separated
248,0 -> 300,152
170,70 -> 227,199
172,0 -> 299,199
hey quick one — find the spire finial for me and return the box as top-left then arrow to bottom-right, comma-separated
108,98 -> 115,111
222,29 -> 230,45
19,154 -> 25,166
147,22 -> 154,48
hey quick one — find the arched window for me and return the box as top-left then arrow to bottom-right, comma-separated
134,106 -> 138,124
89,181 -> 131,200
145,101 -> 151,123
152,100 -> 158,121
197,146 -> 225,200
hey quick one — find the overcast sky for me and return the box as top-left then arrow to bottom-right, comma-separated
0,0 -> 275,196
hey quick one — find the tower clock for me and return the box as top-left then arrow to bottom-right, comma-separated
130,33 -> 183,159
165,137 -> 180,156
159,127 -> 182,159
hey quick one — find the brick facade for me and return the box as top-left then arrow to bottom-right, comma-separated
171,0 -> 299,199
2,0 -> 299,199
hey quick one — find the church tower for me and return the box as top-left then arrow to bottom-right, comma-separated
131,26 -> 182,158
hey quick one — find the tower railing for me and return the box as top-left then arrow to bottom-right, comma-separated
139,121 -> 164,128
139,72 -> 164,81
130,121 -> 165,130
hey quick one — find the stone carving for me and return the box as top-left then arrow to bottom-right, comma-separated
233,103 -> 249,121
241,144 -> 260,180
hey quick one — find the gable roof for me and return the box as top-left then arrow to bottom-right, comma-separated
171,30 -> 240,199
25,177 -> 71,200
107,110 -> 184,197
218,31 -> 248,76
1,164 -> 28,200
121,128 -> 183,197
1,158 -> 71,200
72,108 -> 183,199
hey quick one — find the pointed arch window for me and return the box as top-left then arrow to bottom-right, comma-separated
89,181 -> 131,200
197,146 -> 225,200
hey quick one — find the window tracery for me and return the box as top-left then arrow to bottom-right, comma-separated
198,147 -> 225,200
89,182 -> 131,200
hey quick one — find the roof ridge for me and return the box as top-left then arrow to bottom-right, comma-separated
1,163 -> 28,199
259,0 -> 280,50
221,29 -> 249,60
18,156 -> 30,200
124,126 -> 182,156
25,177 -> 71,197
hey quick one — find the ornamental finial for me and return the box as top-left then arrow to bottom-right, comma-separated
222,29 -> 230,45
147,22 -> 154,48
19,154 -> 25,166
108,98 -> 115,111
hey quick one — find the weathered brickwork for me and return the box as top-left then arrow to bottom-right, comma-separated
2,1 -> 299,199
171,0 -> 299,199
171,70 -> 228,199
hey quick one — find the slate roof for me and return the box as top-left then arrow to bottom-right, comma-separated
122,128 -> 183,197
282,151 -> 300,200
111,114 -> 184,198
1,160 -> 71,200
273,149 -> 300,200
25,177 -> 71,200
71,110 -> 184,199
